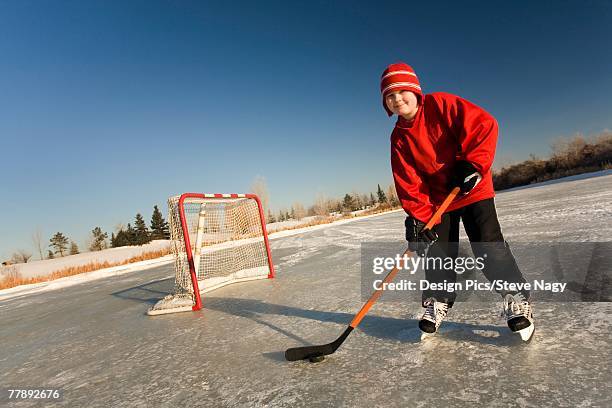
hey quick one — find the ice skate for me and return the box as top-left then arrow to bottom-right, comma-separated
419,298 -> 449,339
501,293 -> 535,342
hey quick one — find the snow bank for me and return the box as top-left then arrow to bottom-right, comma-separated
2,240 -> 171,280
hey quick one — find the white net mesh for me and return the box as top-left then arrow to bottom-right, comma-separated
149,195 -> 272,314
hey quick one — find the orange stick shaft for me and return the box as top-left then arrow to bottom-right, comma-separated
349,187 -> 460,328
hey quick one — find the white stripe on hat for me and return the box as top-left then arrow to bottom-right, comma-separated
382,82 -> 422,94
381,70 -> 417,80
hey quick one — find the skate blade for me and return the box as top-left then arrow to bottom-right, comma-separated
420,327 -> 447,340
516,324 -> 535,342
420,332 -> 435,341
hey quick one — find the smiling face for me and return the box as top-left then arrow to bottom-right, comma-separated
385,90 -> 419,120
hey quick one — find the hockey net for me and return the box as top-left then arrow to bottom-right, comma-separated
148,193 -> 274,315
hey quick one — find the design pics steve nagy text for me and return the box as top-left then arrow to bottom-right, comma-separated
371,279 -> 567,293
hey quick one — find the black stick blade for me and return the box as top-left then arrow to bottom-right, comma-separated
285,343 -> 334,361
285,327 -> 353,361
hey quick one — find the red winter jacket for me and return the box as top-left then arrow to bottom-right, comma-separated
390,92 -> 497,223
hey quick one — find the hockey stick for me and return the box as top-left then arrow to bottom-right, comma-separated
285,187 -> 460,361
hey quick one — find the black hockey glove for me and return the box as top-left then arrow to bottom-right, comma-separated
405,216 -> 438,257
450,160 -> 482,194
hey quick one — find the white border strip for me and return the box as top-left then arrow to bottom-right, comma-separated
381,70 -> 417,79
382,82 -> 421,94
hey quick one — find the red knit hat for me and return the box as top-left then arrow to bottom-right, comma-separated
380,62 -> 423,116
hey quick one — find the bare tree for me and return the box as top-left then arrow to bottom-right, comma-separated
360,193 -> 369,209
1,265 -> 20,283
493,153 -> 517,172
550,134 -> 586,159
32,227 -> 44,260
595,130 -> 612,144
292,202 -> 306,220
351,190 -> 362,210
313,193 -> 329,216
250,175 -> 270,216
11,250 -> 32,264
387,184 -> 399,207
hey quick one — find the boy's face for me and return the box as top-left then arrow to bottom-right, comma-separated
385,90 -> 419,119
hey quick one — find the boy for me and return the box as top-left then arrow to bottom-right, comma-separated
381,62 -> 535,341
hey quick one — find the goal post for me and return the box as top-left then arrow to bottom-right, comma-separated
148,193 -> 275,316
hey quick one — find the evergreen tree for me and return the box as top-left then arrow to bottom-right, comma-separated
47,250 -> 54,259
49,232 -> 69,257
267,209 -> 276,223
335,200 -> 344,213
126,223 -> 136,245
69,241 -> 80,255
342,193 -> 356,212
162,221 -> 170,239
89,227 -> 108,251
111,229 -> 131,248
134,214 -> 151,245
369,192 -> 377,206
150,205 -> 169,240
377,184 -> 387,204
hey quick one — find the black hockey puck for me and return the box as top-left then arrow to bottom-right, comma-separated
308,355 -> 325,363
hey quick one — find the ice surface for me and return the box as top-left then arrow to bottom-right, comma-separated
199,266 -> 270,293
0,173 -> 611,407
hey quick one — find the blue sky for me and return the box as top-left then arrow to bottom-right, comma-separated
1,0 -> 611,259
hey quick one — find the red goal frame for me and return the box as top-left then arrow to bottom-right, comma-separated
177,193 -> 275,311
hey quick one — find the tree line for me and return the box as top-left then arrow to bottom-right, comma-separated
493,132 -> 612,190
8,181 -> 402,264
8,206 -> 170,263
110,206 -> 169,248
264,183 -> 400,223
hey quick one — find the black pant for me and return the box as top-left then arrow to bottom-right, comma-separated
419,198 -> 529,306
